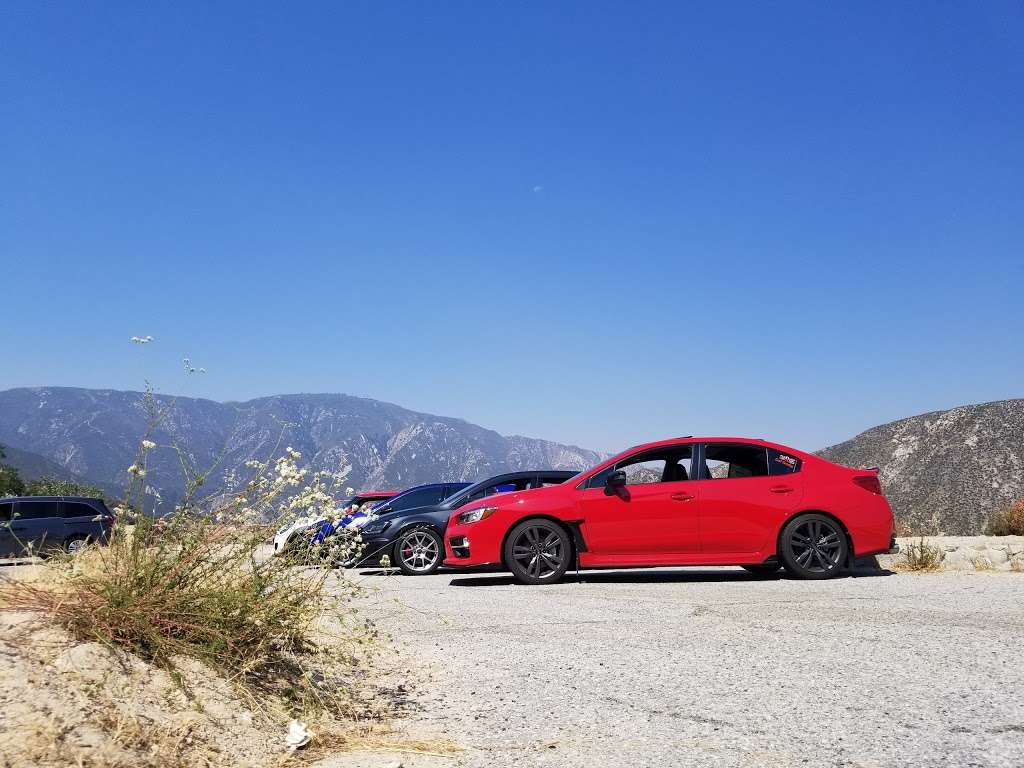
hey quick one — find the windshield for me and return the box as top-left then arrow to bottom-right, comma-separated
443,476 -> 541,509
442,482 -> 484,509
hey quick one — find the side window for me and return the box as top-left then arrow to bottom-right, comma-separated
62,502 -> 98,519
390,487 -> 445,512
702,444 -> 769,479
768,449 -> 801,475
0,502 -> 12,522
16,501 -> 61,519
587,446 -> 693,488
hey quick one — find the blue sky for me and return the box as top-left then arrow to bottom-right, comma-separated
2,1 -> 1022,454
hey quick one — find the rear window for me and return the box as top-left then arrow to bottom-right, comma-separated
0,503 -> 12,522
768,449 -> 801,475
62,501 -> 100,519
15,500 -> 61,519
703,444 -> 769,479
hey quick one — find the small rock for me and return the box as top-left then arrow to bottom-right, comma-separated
983,548 -> 1009,565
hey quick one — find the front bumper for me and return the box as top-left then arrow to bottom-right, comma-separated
443,518 -> 504,567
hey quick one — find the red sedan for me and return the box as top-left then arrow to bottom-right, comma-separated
444,437 -> 896,584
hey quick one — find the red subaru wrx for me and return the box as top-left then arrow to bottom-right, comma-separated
443,437 -> 897,584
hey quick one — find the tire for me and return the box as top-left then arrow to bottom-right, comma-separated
394,527 -> 444,576
65,535 -> 90,555
741,564 -> 781,576
778,513 -> 848,579
503,519 -> 572,585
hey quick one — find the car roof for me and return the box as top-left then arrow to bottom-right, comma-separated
473,470 -> 577,484
1,496 -> 105,502
354,489 -> 399,498
608,436 -> 810,461
438,470 -> 578,507
625,436 -> 780,450
391,481 -> 470,495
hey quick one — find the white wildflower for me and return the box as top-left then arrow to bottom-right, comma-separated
141,440 -> 156,451
129,335 -> 154,344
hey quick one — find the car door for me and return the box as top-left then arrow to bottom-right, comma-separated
10,499 -> 64,555
577,446 -> 699,557
694,443 -> 805,555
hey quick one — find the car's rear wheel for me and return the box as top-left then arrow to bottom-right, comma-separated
504,519 -> 572,585
395,527 -> 443,575
778,513 -> 847,579
741,564 -> 781,576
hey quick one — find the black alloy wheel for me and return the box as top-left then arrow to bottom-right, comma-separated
504,519 -> 572,585
779,513 -> 848,579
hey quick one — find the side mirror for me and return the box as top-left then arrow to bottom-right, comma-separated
604,470 -> 627,495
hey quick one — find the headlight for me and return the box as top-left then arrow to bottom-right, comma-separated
344,516 -> 370,530
362,520 -> 392,535
456,506 -> 498,525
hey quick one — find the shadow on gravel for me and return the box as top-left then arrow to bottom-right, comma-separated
446,563 -> 894,587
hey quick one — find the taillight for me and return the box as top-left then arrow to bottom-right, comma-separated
853,475 -> 882,494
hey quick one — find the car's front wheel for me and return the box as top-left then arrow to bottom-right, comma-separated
504,519 -> 572,585
778,513 -> 847,579
394,527 -> 443,575
65,535 -> 90,555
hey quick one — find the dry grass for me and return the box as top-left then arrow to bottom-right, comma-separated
986,498 -> 1024,537
899,537 -> 945,571
0,516 -> 381,725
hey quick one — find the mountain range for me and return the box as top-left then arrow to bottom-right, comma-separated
1,387 -> 1021,534
818,398 -> 1024,535
0,387 -> 603,510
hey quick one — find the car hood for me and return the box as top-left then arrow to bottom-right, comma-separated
462,483 -> 569,512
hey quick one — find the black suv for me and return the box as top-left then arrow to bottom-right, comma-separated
0,496 -> 115,557
355,470 -> 578,575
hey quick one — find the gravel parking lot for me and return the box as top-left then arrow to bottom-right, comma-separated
342,566 -> 1024,768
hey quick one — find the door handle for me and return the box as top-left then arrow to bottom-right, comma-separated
769,485 -> 794,494
670,492 -> 694,501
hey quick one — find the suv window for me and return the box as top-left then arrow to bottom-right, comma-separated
15,500 -> 61,519
702,444 -> 769,479
389,487 -> 445,512
63,502 -> 99,519
0,502 -> 12,522
768,449 -> 801,475
587,446 -> 694,489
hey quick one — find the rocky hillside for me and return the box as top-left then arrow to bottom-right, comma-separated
0,387 -> 603,508
819,399 -> 1024,535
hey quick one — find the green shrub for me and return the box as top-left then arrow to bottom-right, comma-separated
0,445 -> 25,496
23,475 -> 106,498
